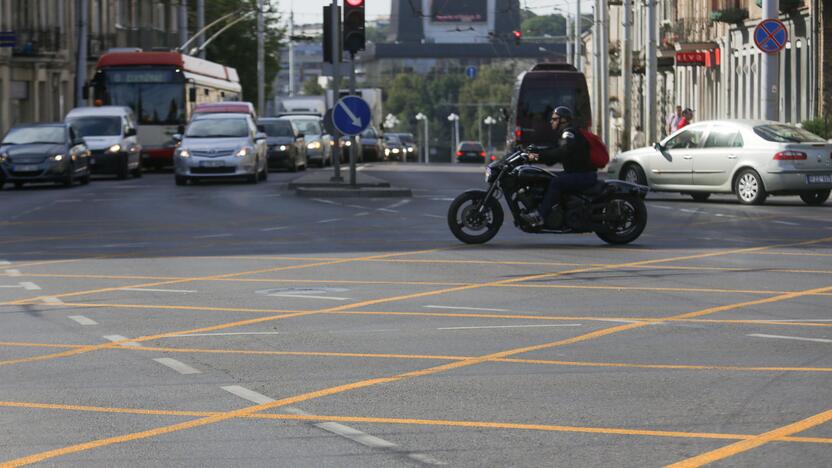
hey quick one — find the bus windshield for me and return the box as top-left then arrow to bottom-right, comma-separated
92,68 -> 185,126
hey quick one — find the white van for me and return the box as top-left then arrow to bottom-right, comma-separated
65,106 -> 142,179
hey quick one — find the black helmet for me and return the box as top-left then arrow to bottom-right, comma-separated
553,106 -> 573,121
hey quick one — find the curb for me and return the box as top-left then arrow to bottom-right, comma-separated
295,186 -> 412,198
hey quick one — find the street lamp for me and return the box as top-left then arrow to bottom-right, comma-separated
483,116 -> 496,163
447,113 -> 459,164
415,112 -> 429,164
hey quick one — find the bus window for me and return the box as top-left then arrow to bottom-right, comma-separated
92,68 -> 185,126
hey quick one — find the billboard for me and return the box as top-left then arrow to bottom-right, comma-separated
430,0 -> 487,23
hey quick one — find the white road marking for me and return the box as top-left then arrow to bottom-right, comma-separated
68,315 -> 98,326
173,331 -> 282,337
748,333 -> 832,344
41,297 -> 64,304
772,221 -> 800,226
123,287 -> 196,293
102,242 -> 148,248
103,335 -> 141,347
20,282 -> 41,290
424,305 -> 511,312
268,294 -> 350,300
430,198 -> 455,202
153,358 -> 201,375
422,214 -> 444,219
354,212 -> 370,217
4,269 -> 21,277
193,233 -> 232,239
312,198 -> 341,206
260,226 -> 288,232
376,208 -> 397,213
222,385 -> 275,404
649,204 -> 672,209
0,260 -> 11,265
438,324 -> 583,330
388,199 -> 411,209
346,204 -> 368,209
680,209 -> 700,214
317,218 -> 341,223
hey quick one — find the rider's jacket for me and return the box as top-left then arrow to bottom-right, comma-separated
538,125 -> 595,173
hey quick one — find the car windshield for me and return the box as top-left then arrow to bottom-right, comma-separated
186,119 -> 249,138
753,124 -> 825,143
460,142 -> 484,151
260,121 -> 294,137
289,119 -> 320,135
67,117 -> 122,137
385,135 -> 400,143
2,126 -> 65,145
396,134 -> 414,144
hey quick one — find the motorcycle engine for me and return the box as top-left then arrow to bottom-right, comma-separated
564,197 -> 592,231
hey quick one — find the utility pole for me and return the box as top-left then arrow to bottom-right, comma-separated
329,0 -> 342,182
289,8 -> 295,96
566,14 -> 573,65
179,0 -> 188,50
600,0 -> 609,144
762,0 -> 780,121
646,0 -> 657,143
622,0 -> 632,151
349,52 -> 357,185
593,0 -> 601,135
75,0 -> 88,107
575,0 -> 581,70
257,0 -> 265,116
196,0 -> 205,58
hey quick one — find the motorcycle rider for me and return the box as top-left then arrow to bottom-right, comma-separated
521,106 -> 597,227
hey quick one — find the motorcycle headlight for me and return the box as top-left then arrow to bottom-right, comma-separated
235,147 -> 252,158
107,144 -> 121,153
307,141 -> 321,150
177,149 -> 190,158
278,145 -> 287,151
485,167 -> 492,183
50,154 -> 65,162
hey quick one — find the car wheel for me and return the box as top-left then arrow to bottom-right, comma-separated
734,169 -> 767,205
63,165 -> 75,187
175,175 -> 187,186
132,160 -> 143,178
621,164 -> 647,186
690,192 -> 710,202
14,182 -> 24,189
79,172 -> 91,185
799,189 -> 830,206
116,156 -> 129,180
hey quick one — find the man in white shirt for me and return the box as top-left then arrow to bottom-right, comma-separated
666,105 -> 682,136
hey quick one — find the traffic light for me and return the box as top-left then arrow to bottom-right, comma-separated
322,5 -> 341,64
512,30 -> 522,45
343,0 -> 365,55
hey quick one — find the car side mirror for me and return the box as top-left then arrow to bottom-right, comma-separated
172,134 -> 182,143
255,132 -> 267,142
125,128 -> 137,137
653,142 -> 665,153
296,132 -> 305,139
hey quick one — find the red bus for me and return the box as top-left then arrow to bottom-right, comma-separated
89,50 -> 242,168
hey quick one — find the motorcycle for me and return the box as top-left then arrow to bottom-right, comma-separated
447,148 -> 649,245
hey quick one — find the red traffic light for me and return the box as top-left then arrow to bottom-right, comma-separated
513,30 -> 522,39
346,0 -> 364,6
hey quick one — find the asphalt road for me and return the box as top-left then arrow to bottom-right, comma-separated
1,164 -> 831,467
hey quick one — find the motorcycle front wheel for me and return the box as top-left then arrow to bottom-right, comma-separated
447,190 -> 504,244
595,194 -> 647,245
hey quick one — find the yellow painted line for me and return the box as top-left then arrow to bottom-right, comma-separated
672,285 -> 832,321
54,302 -> 304,315
0,342 -> 87,349
666,408 -> 832,467
4,400 -> 832,445
130,345 -> 467,361
494,357 -> 832,373
752,250 -> 832,257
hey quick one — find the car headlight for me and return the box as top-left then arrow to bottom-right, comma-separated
384,148 -> 390,155
307,141 -> 321,150
107,144 -> 121,153
278,145 -> 287,151
0,152 -> 9,162
485,167 -> 492,183
50,154 -> 65,162
407,147 -> 414,152
392,148 -> 400,154
177,149 -> 190,158
235,147 -> 252,158
343,141 -> 351,147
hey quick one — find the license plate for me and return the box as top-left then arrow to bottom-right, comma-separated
15,165 -> 39,171
806,174 -> 832,184
200,160 -> 224,168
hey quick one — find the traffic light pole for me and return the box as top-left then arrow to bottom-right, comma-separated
349,52 -> 358,186
329,0 -> 343,182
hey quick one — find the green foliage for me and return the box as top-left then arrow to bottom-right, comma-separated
458,66 -> 513,146
302,77 -> 324,96
521,14 -> 566,37
802,118 -> 832,139
366,25 -> 388,44
203,0 -> 285,105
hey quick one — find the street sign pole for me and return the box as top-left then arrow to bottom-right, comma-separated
349,51 -> 357,186
329,0 -> 343,182
761,0 -> 781,121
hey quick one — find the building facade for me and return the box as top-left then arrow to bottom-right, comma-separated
0,0 -> 182,136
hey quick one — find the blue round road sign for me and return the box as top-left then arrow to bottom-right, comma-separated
754,19 -> 788,55
465,66 -> 477,78
332,96 -> 371,136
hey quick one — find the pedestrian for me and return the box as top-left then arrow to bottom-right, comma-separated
631,125 -> 646,149
666,105 -> 682,135
677,108 -> 693,129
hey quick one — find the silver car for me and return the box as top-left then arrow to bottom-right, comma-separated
607,120 -> 832,205
173,114 -> 268,185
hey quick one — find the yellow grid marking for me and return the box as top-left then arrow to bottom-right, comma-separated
2,401 -> 832,446
666,409 -> 832,467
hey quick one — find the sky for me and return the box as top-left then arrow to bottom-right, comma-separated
275,0 -> 596,26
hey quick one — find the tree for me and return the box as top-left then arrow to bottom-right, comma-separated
458,66 -> 513,147
302,77 -> 324,96
521,14 -> 566,37
202,0 -> 285,106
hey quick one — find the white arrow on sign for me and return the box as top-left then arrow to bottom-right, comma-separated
338,100 -> 362,127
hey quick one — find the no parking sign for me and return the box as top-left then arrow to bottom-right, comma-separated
753,19 -> 788,55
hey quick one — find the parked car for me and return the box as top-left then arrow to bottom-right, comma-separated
278,115 -> 331,167
359,126 -> 384,162
258,118 -> 307,171
192,102 -> 257,121
383,134 -> 406,161
607,120 -> 832,205
65,106 -> 142,179
173,113 -> 268,185
390,133 -> 418,161
456,141 -> 487,163
0,123 -> 91,189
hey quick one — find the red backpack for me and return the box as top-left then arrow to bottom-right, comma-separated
579,129 -> 610,169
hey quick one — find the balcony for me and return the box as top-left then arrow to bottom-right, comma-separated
754,0 -> 803,12
10,29 -> 67,57
709,8 -> 749,24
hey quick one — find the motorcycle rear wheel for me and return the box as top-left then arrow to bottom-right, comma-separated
595,195 -> 647,245
447,190 -> 504,244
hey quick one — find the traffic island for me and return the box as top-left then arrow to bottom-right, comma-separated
289,172 -> 411,198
